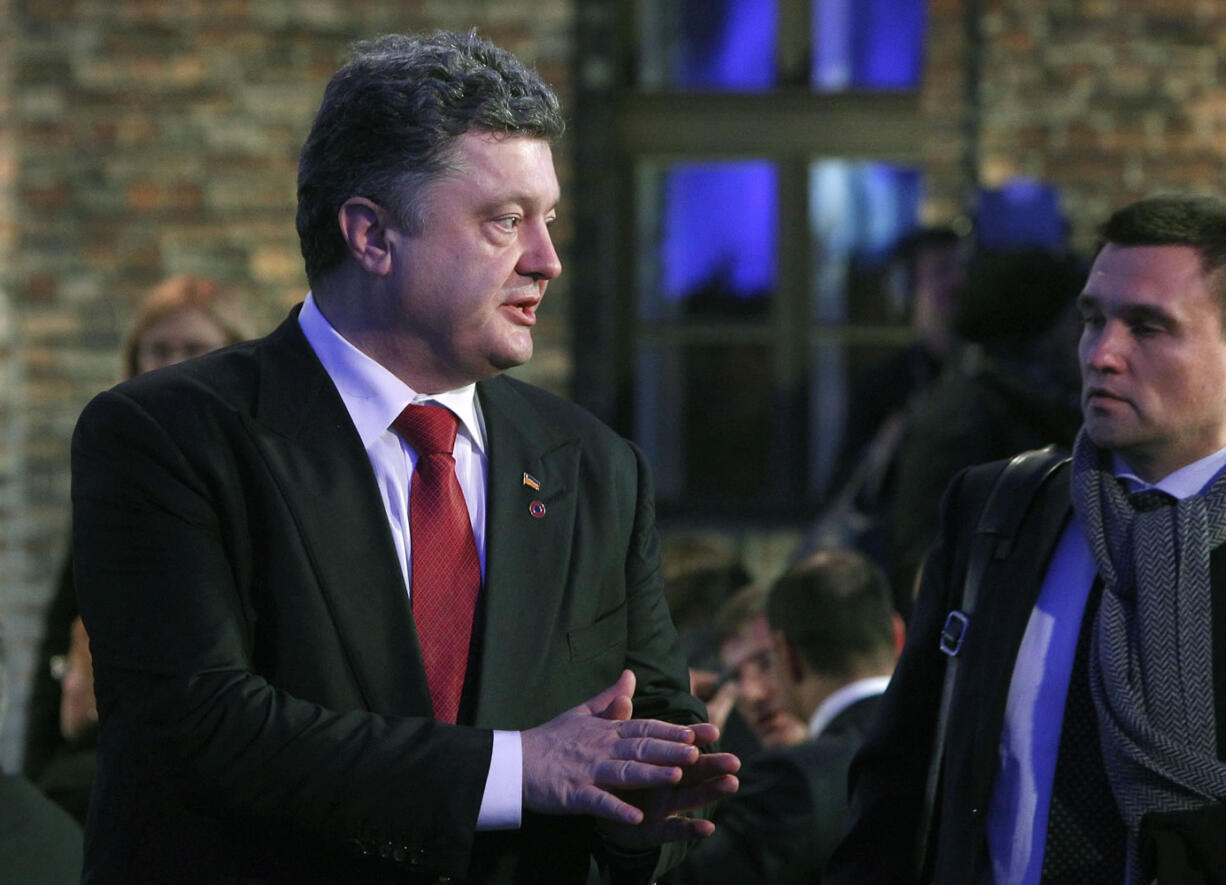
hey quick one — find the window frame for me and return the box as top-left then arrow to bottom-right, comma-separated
570,0 -> 928,522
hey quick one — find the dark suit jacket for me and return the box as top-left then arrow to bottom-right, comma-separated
71,309 -> 705,884
662,694 -> 881,885
825,452 -> 1226,885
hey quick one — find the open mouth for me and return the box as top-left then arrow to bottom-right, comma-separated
501,302 -> 538,325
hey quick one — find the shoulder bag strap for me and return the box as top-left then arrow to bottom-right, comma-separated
915,444 -> 1070,879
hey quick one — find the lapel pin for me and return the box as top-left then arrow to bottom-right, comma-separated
529,500 -> 546,518
522,472 -> 541,491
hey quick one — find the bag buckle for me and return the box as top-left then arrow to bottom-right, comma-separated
939,611 -> 969,657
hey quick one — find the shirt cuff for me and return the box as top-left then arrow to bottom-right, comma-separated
475,729 -> 522,830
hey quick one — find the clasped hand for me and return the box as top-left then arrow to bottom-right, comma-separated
521,669 -> 740,850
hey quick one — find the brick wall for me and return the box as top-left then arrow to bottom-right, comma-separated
0,0 -> 21,761
968,0 -> 1226,252
0,0 -> 573,770
920,0 -> 974,226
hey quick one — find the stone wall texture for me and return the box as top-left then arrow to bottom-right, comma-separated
970,0 -> 1226,251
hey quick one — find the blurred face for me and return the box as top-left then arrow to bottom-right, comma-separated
718,614 -> 808,748
380,131 -> 561,392
58,616 -> 97,740
137,308 -> 230,374
1079,244 -> 1226,482
911,242 -> 966,356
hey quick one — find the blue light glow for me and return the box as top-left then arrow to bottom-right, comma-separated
660,162 -> 778,303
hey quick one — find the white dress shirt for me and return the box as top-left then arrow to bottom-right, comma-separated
298,293 -> 521,830
807,675 -> 891,739
985,443 -> 1226,883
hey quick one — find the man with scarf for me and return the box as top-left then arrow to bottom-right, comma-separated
824,194 -> 1226,885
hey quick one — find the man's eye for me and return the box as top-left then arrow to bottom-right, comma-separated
494,216 -> 520,231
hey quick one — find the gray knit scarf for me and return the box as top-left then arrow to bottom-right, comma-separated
1071,429 -> 1226,878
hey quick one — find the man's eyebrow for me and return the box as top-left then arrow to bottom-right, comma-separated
1119,302 -> 1176,327
1076,292 -> 1175,326
478,192 -> 559,213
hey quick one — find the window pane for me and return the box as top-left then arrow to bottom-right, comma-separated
808,338 -> 907,497
812,0 -> 926,91
638,0 -> 777,91
639,161 -> 777,322
807,159 -> 923,494
809,160 -> 921,324
635,342 -> 787,508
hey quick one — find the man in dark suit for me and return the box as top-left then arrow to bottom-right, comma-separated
664,548 -> 902,884
825,194 -> 1226,884
71,30 -> 737,884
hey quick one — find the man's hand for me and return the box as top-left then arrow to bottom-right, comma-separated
522,669 -> 721,826
597,747 -> 741,852
689,667 -> 737,734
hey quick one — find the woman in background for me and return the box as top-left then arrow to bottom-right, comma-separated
22,275 -> 255,823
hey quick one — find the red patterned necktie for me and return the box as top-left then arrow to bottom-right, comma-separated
392,404 -> 482,724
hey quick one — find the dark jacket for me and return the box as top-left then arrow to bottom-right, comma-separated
663,694 -> 882,885
71,308 -> 704,884
826,452 -> 1226,884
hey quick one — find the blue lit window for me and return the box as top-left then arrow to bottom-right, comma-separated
643,0 -> 777,91
813,0 -> 926,91
644,162 -> 777,319
600,1 -> 932,515
810,160 -> 922,323
808,160 -> 923,493
641,0 -> 925,92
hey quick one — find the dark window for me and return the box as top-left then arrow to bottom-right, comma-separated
572,0 -> 928,522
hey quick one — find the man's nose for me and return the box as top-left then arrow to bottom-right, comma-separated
520,220 -> 562,280
1082,323 -> 1124,373
738,670 -> 769,703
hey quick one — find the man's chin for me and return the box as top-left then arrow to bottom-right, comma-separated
758,718 -> 801,747
1083,416 -> 1131,451
489,341 -> 534,373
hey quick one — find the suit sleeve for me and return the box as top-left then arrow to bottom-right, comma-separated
661,744 -> 853,885
621,441 -> 707,727
590,440 -> 709,885
72,388 -> 490,879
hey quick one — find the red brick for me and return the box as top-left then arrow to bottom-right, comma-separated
127,181 -> 161,211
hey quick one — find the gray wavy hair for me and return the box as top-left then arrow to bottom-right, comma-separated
296,29 -> 565,286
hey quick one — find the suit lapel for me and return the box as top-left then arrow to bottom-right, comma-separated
471,376 -> 580,729
244,311 -> 431,715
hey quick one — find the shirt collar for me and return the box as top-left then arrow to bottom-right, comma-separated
1113,441 -> 1226,500
297,292 -> 485,452
807,675 -> 891,738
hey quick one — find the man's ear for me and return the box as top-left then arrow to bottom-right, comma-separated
890,612 -> 906,657
776,632 -> 806,684
337,197 -> 393,276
